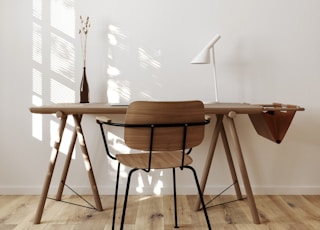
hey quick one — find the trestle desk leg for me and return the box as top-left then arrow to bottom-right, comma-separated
72,115 -> 103,211
56,115 -> 82,200
194,114 -> 224,211
34,114 -> 67,224
220,123 -> 242,200
226,113 -> 260,224
56,119 -> 78,201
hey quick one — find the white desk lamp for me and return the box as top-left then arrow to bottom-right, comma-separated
191,34 -> 221,102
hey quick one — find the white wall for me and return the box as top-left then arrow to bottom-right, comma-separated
1,0 -> 320,195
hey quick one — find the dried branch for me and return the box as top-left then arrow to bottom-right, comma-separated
79,16 -> 90,67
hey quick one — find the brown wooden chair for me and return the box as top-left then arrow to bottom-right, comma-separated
97,100 -> 211,229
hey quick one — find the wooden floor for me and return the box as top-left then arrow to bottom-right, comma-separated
1,195 -> 320,229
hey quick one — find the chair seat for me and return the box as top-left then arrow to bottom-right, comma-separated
116,151 -> 193,169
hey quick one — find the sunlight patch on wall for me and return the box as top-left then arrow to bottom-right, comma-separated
106,23 -> 163,104
32,102 -> 42,141
138,48 -> 161,69
33,69 -> 43,95
50,0 -> 75,38
135,171 -> 164,195
107,65 -> 121,77
50,33 -> 75,82
108,25 -> 127,50
107,131 -> 130,178
33,23 -> 42,64
32,95 -> 43,106
32,0 -> 42,20
50,119 -> 74,156
32,98 -> 43,141
136,172 -> 145,193
106,24 -> 132,104
139,90 -> 154,100
107,132 -> 130,153
32,0 -> 43,142
153,180 -> 163,195
107,78 -> 131,104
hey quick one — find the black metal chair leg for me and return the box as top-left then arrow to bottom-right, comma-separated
185,166 -> 212,230
172,168 -> 179,228
120,168 -> 138,230
111,163 -> 121,230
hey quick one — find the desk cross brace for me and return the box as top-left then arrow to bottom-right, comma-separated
47,181 -> 97,210
204,181 -> 248,209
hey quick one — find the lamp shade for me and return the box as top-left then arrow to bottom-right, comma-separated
191,34 -> 221,64
191,48 -> 210,64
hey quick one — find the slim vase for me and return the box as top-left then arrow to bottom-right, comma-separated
80,67 -> 89,103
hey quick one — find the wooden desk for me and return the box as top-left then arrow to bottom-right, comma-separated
29,102 -> 304,224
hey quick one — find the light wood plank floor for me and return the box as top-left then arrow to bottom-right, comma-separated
1,195 -> 320,229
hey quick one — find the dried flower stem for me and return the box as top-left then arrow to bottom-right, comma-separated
79,16 -> 90,67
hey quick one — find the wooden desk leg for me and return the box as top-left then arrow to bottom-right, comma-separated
34,115 -> 67,224
225,115 -> 260,224
220,123 -> 242,200
194,114 -> 224,211
56,123 -> 78,201
72,115 -> 103,211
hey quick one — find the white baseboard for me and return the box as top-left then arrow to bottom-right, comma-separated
1,185 -> 320,195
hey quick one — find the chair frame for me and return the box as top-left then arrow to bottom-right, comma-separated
97,101 -> 212,229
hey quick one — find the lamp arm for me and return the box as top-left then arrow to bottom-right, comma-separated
205,34 -> 221,49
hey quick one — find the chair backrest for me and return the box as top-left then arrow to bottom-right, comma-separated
124,101 -> 206,151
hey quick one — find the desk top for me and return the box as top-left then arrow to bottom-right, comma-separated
29,102 -> 304,115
